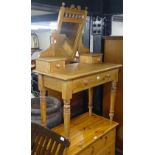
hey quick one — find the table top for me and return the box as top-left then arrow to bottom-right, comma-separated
35,63 -> 122,80
37,57 -> 67,62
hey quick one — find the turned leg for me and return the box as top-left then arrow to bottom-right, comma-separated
40,89 -> 46,127
62,81 -> 72,139
38,74 -> 46,127
109,81 -> 117,121
63,99 -> 71,139
88,88 -> 93,116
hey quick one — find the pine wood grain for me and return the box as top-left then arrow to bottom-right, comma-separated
53,112 -> 118,155
35,63 -> 122,80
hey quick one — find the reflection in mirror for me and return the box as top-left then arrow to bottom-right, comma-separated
60,22 -> 79,47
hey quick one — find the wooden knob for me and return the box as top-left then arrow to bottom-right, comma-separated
56,64 -> 61,68
96,76 -> 100,80
83,80 -> 88,86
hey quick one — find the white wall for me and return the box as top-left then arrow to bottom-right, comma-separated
31,20 -> 123,50
31,30 -> 51,51
111,21 -> 123,36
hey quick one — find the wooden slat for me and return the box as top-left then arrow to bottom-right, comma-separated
31,123 -> 70,155
47,139 -> 54,154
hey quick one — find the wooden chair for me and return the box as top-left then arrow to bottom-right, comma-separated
31,123 -> 70,155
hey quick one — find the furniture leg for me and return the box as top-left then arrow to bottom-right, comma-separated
38,75 -> 46,127
109,81 -> 117,121
62,81 -> 72,139
88,88 -> 93,116
40,89 -> 46,127
63,99 -> 71,139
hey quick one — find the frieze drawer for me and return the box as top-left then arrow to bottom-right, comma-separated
72,70 -> 118,93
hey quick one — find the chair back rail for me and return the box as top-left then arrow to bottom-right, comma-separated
31,123 -> 70,155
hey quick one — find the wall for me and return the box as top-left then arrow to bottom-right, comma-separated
111,21 -> 123,36
31,30 -> 51,51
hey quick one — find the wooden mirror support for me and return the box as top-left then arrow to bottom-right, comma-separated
36,3 -> 102,74
39,3 -> 89,61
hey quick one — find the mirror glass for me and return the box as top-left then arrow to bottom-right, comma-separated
60,22 -> 79,47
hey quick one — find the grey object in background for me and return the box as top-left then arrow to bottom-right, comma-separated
31,97 -> 63,129
31,33 -> 40,49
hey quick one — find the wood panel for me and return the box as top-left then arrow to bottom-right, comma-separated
103,36 -> 123,153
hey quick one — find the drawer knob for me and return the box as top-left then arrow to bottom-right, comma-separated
83,80 -> 88,86
56,64 -> 61,68
97,76 -> 100,80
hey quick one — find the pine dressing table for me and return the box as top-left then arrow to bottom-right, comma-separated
35,3 -> 122,155
37,62 -> 121,139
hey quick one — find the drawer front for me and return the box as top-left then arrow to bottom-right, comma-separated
96,142 -> 115,155
92,56 -> 102,64
78,129 -> 116,155
72,70 -> 118,93
50,61 -> 65,72
80,55 -> 102,64
36,60 -> 65,73
104,142 -> 115,155
80,56 -> 91,64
